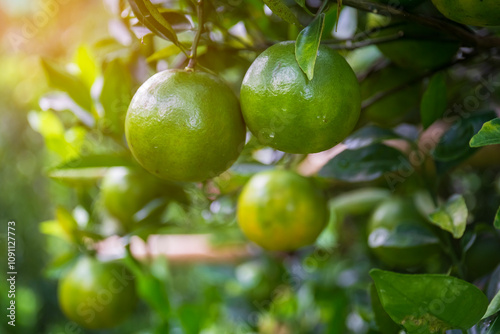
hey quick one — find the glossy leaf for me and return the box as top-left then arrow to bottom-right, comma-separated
370,284 -> 401,334
420,72 -> 447,129
343,125 -> 401,149
263,0 -> 303,27
41,59 -> 93,111
470,118 -> 500,148
128,0 -> 180,46
483,288 -> 500,319
428,194 -> 468,238
371,269 -> 488,333
368,224 -> 440,249
319,144 -> 406,182
295,13 -> 325,80
433,111 -> 496,162
100,59 -> 132,135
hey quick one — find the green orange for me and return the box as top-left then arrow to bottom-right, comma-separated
432,0 -> 500,26
101,167 -> 187,228
240,41 -> 361,154
237,169 -> 328,251
367,198 -> 441,268
58,256 -> 137,329
125,70 -> 246,182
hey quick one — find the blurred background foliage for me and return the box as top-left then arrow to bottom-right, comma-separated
0,0 -> 499,333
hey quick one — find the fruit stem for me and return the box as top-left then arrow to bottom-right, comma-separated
186,0 -> 204,71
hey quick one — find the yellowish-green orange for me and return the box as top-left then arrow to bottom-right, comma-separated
240,41 -> 361,154
58,256 -> 137,329
237,169 -> 328,251
367,198 -> 441,268
432,0 -> 500,26
367,15 -> 460,71
101,167 -> 187,229
125,70 -> 246,182
361,65 -> 421,125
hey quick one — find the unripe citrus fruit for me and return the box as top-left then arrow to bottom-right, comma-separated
431,0 -> 500,26
125,70 -> 246,182
367,198 -> 441,268
237,169 -> 328,251
58,256 -> 137,329
240,41 -> 361,154
101,167 -> 187,229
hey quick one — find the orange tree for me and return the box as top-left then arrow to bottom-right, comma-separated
29,0 -> 500,333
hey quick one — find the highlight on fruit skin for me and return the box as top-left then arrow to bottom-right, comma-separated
240,41 -> 361,154
125,69 -> 246,183
58,256 -> 137,330
431,0 -> 500,26
237,169 -> 329,251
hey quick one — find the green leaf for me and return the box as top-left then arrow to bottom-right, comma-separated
495,206 -> 500,230
40,59 -> 93,111
124,250 -> 171,320
295,13 -> 325,80
178,304 -> 204,334
319,144 -> 406,182
483,288 -> 500,319
370,284 -> 401,334
74,45 -> 98,89
330,188 -> 391,216
100,59 -> 132,136
56,207 -> 79,243
146,44 -> 184,63
370,269 -> 488,333
428,194 -> 468,238
48,155 -> 135,185
420,72 -> 447,129
263,0 -> 303,27
433,111 -> 496,162
343,125 -> 401,149
294,0 -> 315,15
39,220 -> 71,242
128,0 -> 180,46
470,118 -> 500,147
486,316 -> 500,333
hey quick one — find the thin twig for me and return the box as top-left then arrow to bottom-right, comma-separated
333,0 -> 500,48
324,31 -> 404,50
186,0 -> 204,70
361,52 -> 479,110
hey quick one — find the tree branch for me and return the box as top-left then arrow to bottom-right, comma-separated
332,0 -> 500,49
